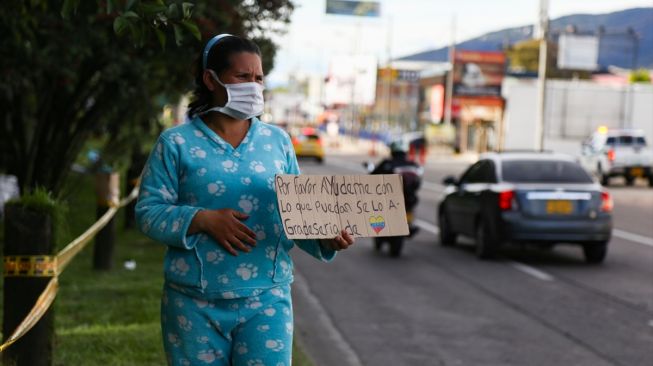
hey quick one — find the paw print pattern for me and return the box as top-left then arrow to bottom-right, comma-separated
169,132 -> 186,145
222,291 -> 236,299
268,203 -> 276,213
207,181 -> 227,196
197,349 -> 223,363
253,225 -> 266,240
206,250 -> 225,264
265,246 -> 276,260
168,333 -> 182,347
171,218 -> 183,233
235,342 -> 249,355
238,195 -> 259,214
217,275 -> 229,284
193,299 -> 210,309
270,288 -> 284,297
286,322 -> 293,335
236,263 -> 258,281
263,308 -> 276,317
170,258 -> 190,276
241,177 -> 252,186
158,220 -> 168,232
245,297 -> 263,310
267,177 -> 275,191
174,298 -> 184,308
197,168 -> 207,176
260,127 -> 272,136
194,130 -> 206,139
196,335 -> 209,344
177,315 -> 193,332
263,144 -> 272,152
247,360 -> 265,366
274,160 -> 285,171
265,339 -> 285,352
158,185 -> 176,202
249,161 -> 266,173
256,324 -> 270,332
274,224 -> 281,236
189,147 -> 207,159
222,160 -> 238,173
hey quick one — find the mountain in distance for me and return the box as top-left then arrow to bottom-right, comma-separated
397,7 -> 653,70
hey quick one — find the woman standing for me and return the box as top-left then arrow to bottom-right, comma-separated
136,34 -> 355,366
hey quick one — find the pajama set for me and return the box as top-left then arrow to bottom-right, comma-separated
135,116 -> 335,366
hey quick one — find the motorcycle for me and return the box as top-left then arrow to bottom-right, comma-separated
364,162 -> 422,257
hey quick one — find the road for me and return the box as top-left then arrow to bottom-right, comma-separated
290,150 -> 653,366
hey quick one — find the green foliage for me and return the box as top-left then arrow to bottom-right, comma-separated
5,186 -> 69,247
0,0 -> 295,195
629,68 -> 652,83
505,39 -> 591,79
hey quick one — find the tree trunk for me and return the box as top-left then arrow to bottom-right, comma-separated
92,172 -> 119,270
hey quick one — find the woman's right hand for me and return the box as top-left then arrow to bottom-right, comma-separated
189,209 -> 257,256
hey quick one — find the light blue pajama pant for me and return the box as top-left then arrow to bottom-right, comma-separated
161,284 -> 293,366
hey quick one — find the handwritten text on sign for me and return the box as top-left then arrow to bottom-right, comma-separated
275,175 -> 409,239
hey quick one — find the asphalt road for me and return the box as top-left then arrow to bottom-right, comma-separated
291,152 -> 653,366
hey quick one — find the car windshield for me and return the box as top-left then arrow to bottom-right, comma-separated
502,160 -> 593,183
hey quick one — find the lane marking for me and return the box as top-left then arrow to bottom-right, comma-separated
510,262 -> 555,281
294,272 -> 364,366
612,229 -> 653,248
414,219 -> 440,235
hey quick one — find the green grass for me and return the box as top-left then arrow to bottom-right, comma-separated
1,173 -> 314,365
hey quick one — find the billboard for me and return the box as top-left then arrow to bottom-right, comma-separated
325,55 -> 378,106
326,0 -> 381,17
453,51 -> 506,98
557,34 -> 599,71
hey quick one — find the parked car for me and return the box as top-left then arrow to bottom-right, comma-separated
438,152 -> 613,263
579,127 -> 653,186
291,128 -> 324,163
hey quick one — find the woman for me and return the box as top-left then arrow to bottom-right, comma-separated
135,34 -> 355,366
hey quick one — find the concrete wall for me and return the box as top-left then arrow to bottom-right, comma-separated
502,78 -> 653,155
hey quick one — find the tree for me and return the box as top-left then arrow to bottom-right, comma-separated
0,0 -> 294,195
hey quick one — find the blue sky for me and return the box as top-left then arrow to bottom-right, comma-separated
266,0 -> 652,85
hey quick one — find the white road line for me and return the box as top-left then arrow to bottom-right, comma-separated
510,262 -> 555,281
612,229 -> 653,248
414,218 -> 440,234
293,272 -> 364,366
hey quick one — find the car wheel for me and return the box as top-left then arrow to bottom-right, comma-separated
583,242 -> 608,264
374,237 -> 383,251
648,175 -> 653,188
389,237 -> 403,258
438,211 -> 456,246
316,157 -> 324,164
600,174 -> 610,186
625,176 -> 635,186
475,220 -> 496,259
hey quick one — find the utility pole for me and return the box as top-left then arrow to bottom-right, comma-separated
444,14 -> 456,126
535,0 -> 549,151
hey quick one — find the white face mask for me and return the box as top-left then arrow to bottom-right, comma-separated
201,70 -> 265,120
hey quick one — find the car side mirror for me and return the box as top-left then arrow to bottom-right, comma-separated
442,176 -> 457,186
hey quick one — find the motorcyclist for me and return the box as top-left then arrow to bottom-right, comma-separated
371,140 -> 422,233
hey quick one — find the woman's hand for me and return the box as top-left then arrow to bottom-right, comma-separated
320,229 -> 355,251
189,209 -> 257,256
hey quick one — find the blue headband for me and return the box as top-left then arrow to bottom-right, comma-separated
202,34 -> 233,70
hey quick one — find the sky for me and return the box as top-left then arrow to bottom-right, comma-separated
266,0 -> 653,86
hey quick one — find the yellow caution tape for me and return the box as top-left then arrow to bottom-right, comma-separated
4,256 -> 57,277
0,185 -> 139,354
0,277 -> 59,353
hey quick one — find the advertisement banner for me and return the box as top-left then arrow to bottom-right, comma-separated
325,55 -> 378,106
453,51 -> 505,98
326,0 -> 381,17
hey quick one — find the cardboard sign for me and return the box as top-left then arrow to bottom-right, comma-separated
275,174 -> 409,239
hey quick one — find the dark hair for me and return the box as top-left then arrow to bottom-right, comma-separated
187,35 -> 261,118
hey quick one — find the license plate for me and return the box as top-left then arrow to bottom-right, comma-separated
630,168 -> 644,177
546,200 -> 573,215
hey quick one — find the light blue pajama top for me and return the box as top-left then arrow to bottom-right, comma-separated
135,116 -> 335,300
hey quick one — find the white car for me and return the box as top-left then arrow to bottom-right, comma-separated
580,128 -> 653,187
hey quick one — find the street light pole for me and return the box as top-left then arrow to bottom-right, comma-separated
535,0 -> 549,151
444,14 -> 456,126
